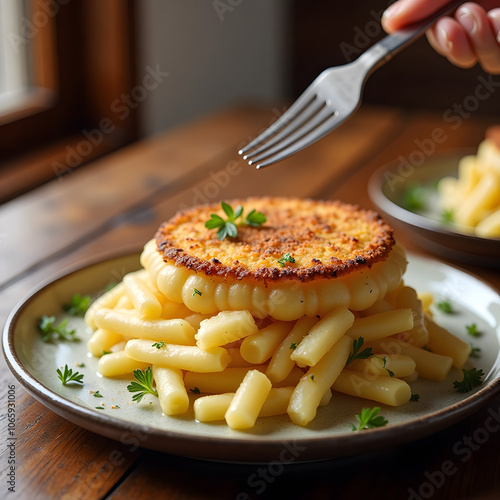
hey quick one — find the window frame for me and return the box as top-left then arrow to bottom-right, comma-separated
0,0 -> 138,203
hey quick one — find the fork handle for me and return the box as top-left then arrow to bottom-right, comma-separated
359,0 -> 466,71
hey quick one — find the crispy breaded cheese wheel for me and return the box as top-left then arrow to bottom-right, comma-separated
141,197 -> 406,321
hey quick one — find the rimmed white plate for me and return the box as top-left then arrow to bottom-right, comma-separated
3,251 -> 500,462
368,151 -> 500,268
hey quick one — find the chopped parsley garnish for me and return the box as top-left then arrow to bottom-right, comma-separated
127,367 -> 158,403
57,364 -> 84,385
205,201 -> 266,240
436,299 -> 454,314
192,288 -> 202,297
152,341 -> 165,349
92,391 -> 103,398
441,209 -> 454,224
453,367 -> 484,393
351,407 -> 388,431
466,323 -> 481,338
39,315 -> 79,343
289,342 -> 298,350
310,374 -> 315,381
190,387 -> 201,394
95,406 -> 104,410
410,393 -> 420,402
102,350 -> 112,356
278,253 -> 296,267
373,356 -> 394,377
63,293 -> 91,316
470,344 -> 481,358
346,337 -> 373,365
401,182 -> 427,211
76,362 -> 85,368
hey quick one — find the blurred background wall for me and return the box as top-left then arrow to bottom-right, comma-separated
138,0 -> 500,137
139,0 -> 291,136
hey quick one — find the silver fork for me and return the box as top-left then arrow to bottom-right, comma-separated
239,0 -> 464,169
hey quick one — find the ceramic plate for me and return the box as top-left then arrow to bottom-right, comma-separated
368,151 -> 500,268
3,252 -> 500,462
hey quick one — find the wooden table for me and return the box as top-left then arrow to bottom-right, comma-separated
1,105 -> 499,500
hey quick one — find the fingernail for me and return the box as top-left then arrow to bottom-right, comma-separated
488,9 -> 500,44
439,27 -> 453,50
382,2 -> 401,21
457,7 -> 478,35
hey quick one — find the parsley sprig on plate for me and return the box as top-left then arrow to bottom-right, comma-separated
127,367 -> 158,403
453,367 -> 484,393
63,293 -> 91,316
39,315 -> 80,343
205,201 -> 266,240
351,407 -> 388,431
57,364 -> 84,385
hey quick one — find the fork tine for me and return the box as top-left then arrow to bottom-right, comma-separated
248,106 -> 336,165
238,90 -> 317,155
255,113 -> 345,169
243,98 -> 326,160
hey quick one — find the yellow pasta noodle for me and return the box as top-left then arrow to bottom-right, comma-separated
123,271 -> 163,319
87,328 -> 125,358
225,370 -> 272,429
348,354 -> 416,378
425,316 -> 471,368
366,338 -> 453,381
288,335 -> 351,426
266,316 -> 318,383
240,321 -> 294,365
153,365 -> 189,415
345,309 -> 414,343
332,369 -> 411,406
291,308 -> 354,367
97,350 -> 149,377
94,308 -> 196,345
195,310 -> 258,350
125,339 -> 230,372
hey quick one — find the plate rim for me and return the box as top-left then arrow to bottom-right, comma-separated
3,249 -> 500,462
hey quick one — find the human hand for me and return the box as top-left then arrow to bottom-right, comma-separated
382,0 -> 500,73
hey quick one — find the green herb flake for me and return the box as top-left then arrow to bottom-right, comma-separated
346,337 -> 373,366
102,350 -> 112,356
76,362 -> 85,368
190,387 -> 201,394
95,406 -> 105,410
289,343 -> 298,350
127,367 -> 158,403
63,293 -> 92,316
453,367 -> 484,393
39,315 -> 80,343
401,182 -> 428,212
278,253 -> 296,267
436,299 -> 454,314
466,323 -> 481,338
351,407 -> 388,431
57,364 -> 84,385
410,393 -> 420,402
152,341 -> 165,349
441,209 -> 454,225
205,201 -> 266,241
92,391 -> 103,398
470,344 -> 481,358
192,288 -> 202,297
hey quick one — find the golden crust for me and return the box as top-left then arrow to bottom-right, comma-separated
155,197 -> 395,283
